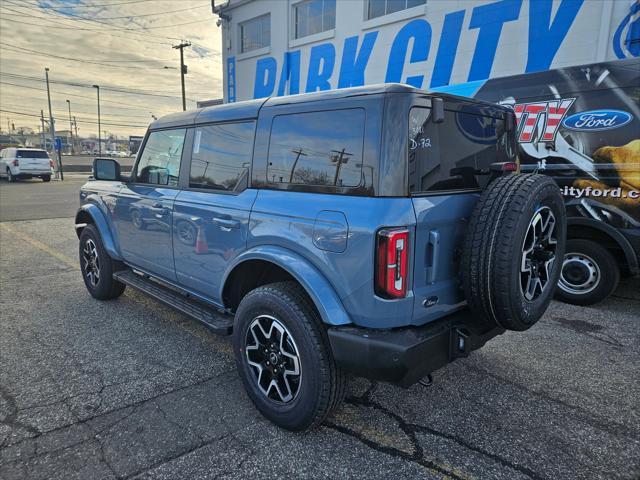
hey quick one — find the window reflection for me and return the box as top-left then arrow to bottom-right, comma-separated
136,129 -> 185,186
267,109 -> 365,187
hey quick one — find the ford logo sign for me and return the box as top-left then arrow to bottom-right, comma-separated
562,110 -> 633,132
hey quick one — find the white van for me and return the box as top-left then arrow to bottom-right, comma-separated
0,148 -> 53,182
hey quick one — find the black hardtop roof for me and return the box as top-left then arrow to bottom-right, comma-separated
149,83 -> 510,129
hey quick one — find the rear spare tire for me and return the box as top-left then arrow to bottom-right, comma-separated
461,174 -> 566,331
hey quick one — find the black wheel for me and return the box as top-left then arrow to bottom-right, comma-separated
461,174 -> 566,331
42,175 -> 51,182
79,225 -> 126,300
7,169 -> 15,182
233,281 -> 345,431
176,220 -> 197,246
555,239 -> 620,305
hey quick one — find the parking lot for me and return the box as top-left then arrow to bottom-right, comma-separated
1,178 -> 639,480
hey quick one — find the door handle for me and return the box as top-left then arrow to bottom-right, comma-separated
212,217 -> 240,230
427,230 -> 440,284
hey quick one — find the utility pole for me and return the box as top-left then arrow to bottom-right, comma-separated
40,110 -> 46,149
289,148 -> 308,183
173,41 -> 191,111
45,68 -> 63,180
93,85 -> 101,155
66,99 -> 74,154
330,148 -> 352,186
73,116 -> 78,149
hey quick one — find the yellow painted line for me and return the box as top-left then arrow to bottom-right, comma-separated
0,223 -> 78,269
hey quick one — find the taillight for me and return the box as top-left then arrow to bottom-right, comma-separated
12,159 -> 19,166
375,228 -> 409,299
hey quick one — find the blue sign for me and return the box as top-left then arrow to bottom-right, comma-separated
227,56 -> 236,102
55,137 -> 62,151
613,1 -> 640,59
562,109 -> 633,132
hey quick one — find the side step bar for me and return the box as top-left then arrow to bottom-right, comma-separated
113,270 -> 233,335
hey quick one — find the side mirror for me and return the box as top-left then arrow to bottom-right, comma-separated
432,97 -> 444,124
93,158 -> 121,181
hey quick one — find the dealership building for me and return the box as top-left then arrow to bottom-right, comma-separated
213,0 -> 639,103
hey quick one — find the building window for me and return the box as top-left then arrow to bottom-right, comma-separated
367,0 -> 425,20
240,14 -> 270,53
189,122 -> 255,192
293,0 -> 336,40
267,109 -> 364,188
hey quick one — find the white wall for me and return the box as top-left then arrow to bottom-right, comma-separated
218,0 -> 639,102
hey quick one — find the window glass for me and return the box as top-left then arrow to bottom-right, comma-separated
136,129 -> 185,186
408,107 -> 515,193
267,109 -> 364,187
17,150 -> 49,158
294,0 -> 335,39
240,14 -> 270,53
189,122 -> 255,192
367,0 -> 425,19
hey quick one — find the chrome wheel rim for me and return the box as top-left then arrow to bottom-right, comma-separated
82,239 -> 100,287
520,206 -> 557,301
559,253 -> 600,295
245,315 -> 301,404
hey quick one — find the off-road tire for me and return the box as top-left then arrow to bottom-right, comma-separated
79,225 -> 126,300
233,281 -> 346,430
555,239 -> 619,306
461,174 -> 566,331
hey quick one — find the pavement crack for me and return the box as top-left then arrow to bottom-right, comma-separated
0,384 -> 41,444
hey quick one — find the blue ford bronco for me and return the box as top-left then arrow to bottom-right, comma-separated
76,84 -> 566,430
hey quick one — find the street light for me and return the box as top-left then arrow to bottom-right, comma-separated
92,85 -> 101,155
66,99 -> 74,154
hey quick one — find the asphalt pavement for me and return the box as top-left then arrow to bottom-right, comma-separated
0,180 -> 638,479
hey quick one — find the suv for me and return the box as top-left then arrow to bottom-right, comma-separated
0,147 -> 53,182
75,85 -> 566,430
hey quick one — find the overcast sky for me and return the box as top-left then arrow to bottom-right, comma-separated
0,0 -> 223,139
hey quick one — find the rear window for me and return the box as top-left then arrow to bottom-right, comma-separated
17,150 -> 49,159
408,106 -> 515,194
267,109 -> 364,187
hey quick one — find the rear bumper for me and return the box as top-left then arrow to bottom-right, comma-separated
327,308 -> 504,387
14,172 -> 50,178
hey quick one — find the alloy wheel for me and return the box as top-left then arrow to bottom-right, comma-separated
245,315 -> 301,403
82,239 -> 101,287
520,206 -> 557,301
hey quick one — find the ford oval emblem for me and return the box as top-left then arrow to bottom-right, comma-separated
562,110 -> 633,132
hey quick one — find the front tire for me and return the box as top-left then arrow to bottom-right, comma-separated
556,239 -> 619,305
79,225 -> 126,300
233,282 -> 345,430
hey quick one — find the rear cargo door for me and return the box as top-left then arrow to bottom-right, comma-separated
17,150 -> 50,172
409,102 -> 514,324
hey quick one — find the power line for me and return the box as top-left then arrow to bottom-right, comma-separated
0,109 -> 148,128
13,3 -> 210,19
13,0 -> 180,8
3,0 -> 212,50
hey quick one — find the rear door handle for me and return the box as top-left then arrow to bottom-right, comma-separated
212,217 -> 240,230
427,230 -> 440,284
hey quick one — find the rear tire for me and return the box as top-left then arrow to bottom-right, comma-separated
7,169 -> 15,182
42,175 -> 51,182
79,225 -> 126,300
555,239 -> 619,305
233,281 -> 345,430
461,174 -> 566,331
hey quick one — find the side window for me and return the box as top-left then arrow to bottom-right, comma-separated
136,129 -> 186,187
189,121 -> 255,192
267,109 -> 365,188
408,107 -> 509,194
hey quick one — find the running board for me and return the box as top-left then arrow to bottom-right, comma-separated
113,270 -> 233,335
